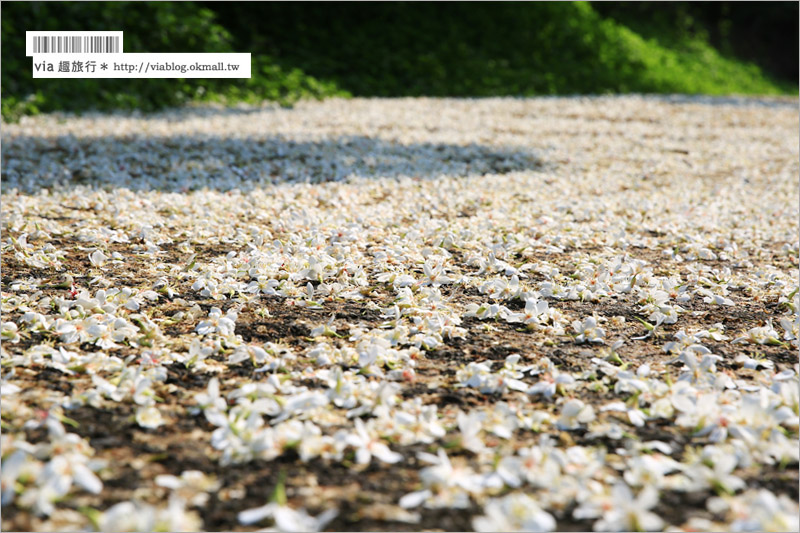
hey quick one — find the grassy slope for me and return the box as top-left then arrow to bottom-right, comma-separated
216,2 -> 791,97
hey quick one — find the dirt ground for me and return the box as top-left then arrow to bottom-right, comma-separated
1,96 -> 798,532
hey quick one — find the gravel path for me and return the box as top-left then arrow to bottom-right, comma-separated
2,96 -> 798,532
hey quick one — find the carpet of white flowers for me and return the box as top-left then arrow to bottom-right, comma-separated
1,95 -> 798,532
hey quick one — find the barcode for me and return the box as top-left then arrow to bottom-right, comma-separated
32,35 -> 120,54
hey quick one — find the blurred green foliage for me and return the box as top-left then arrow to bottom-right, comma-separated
2,2 -> 795,121
1,2 -> 344,121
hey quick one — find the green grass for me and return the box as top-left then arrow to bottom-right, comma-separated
1,2 -> 795,122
